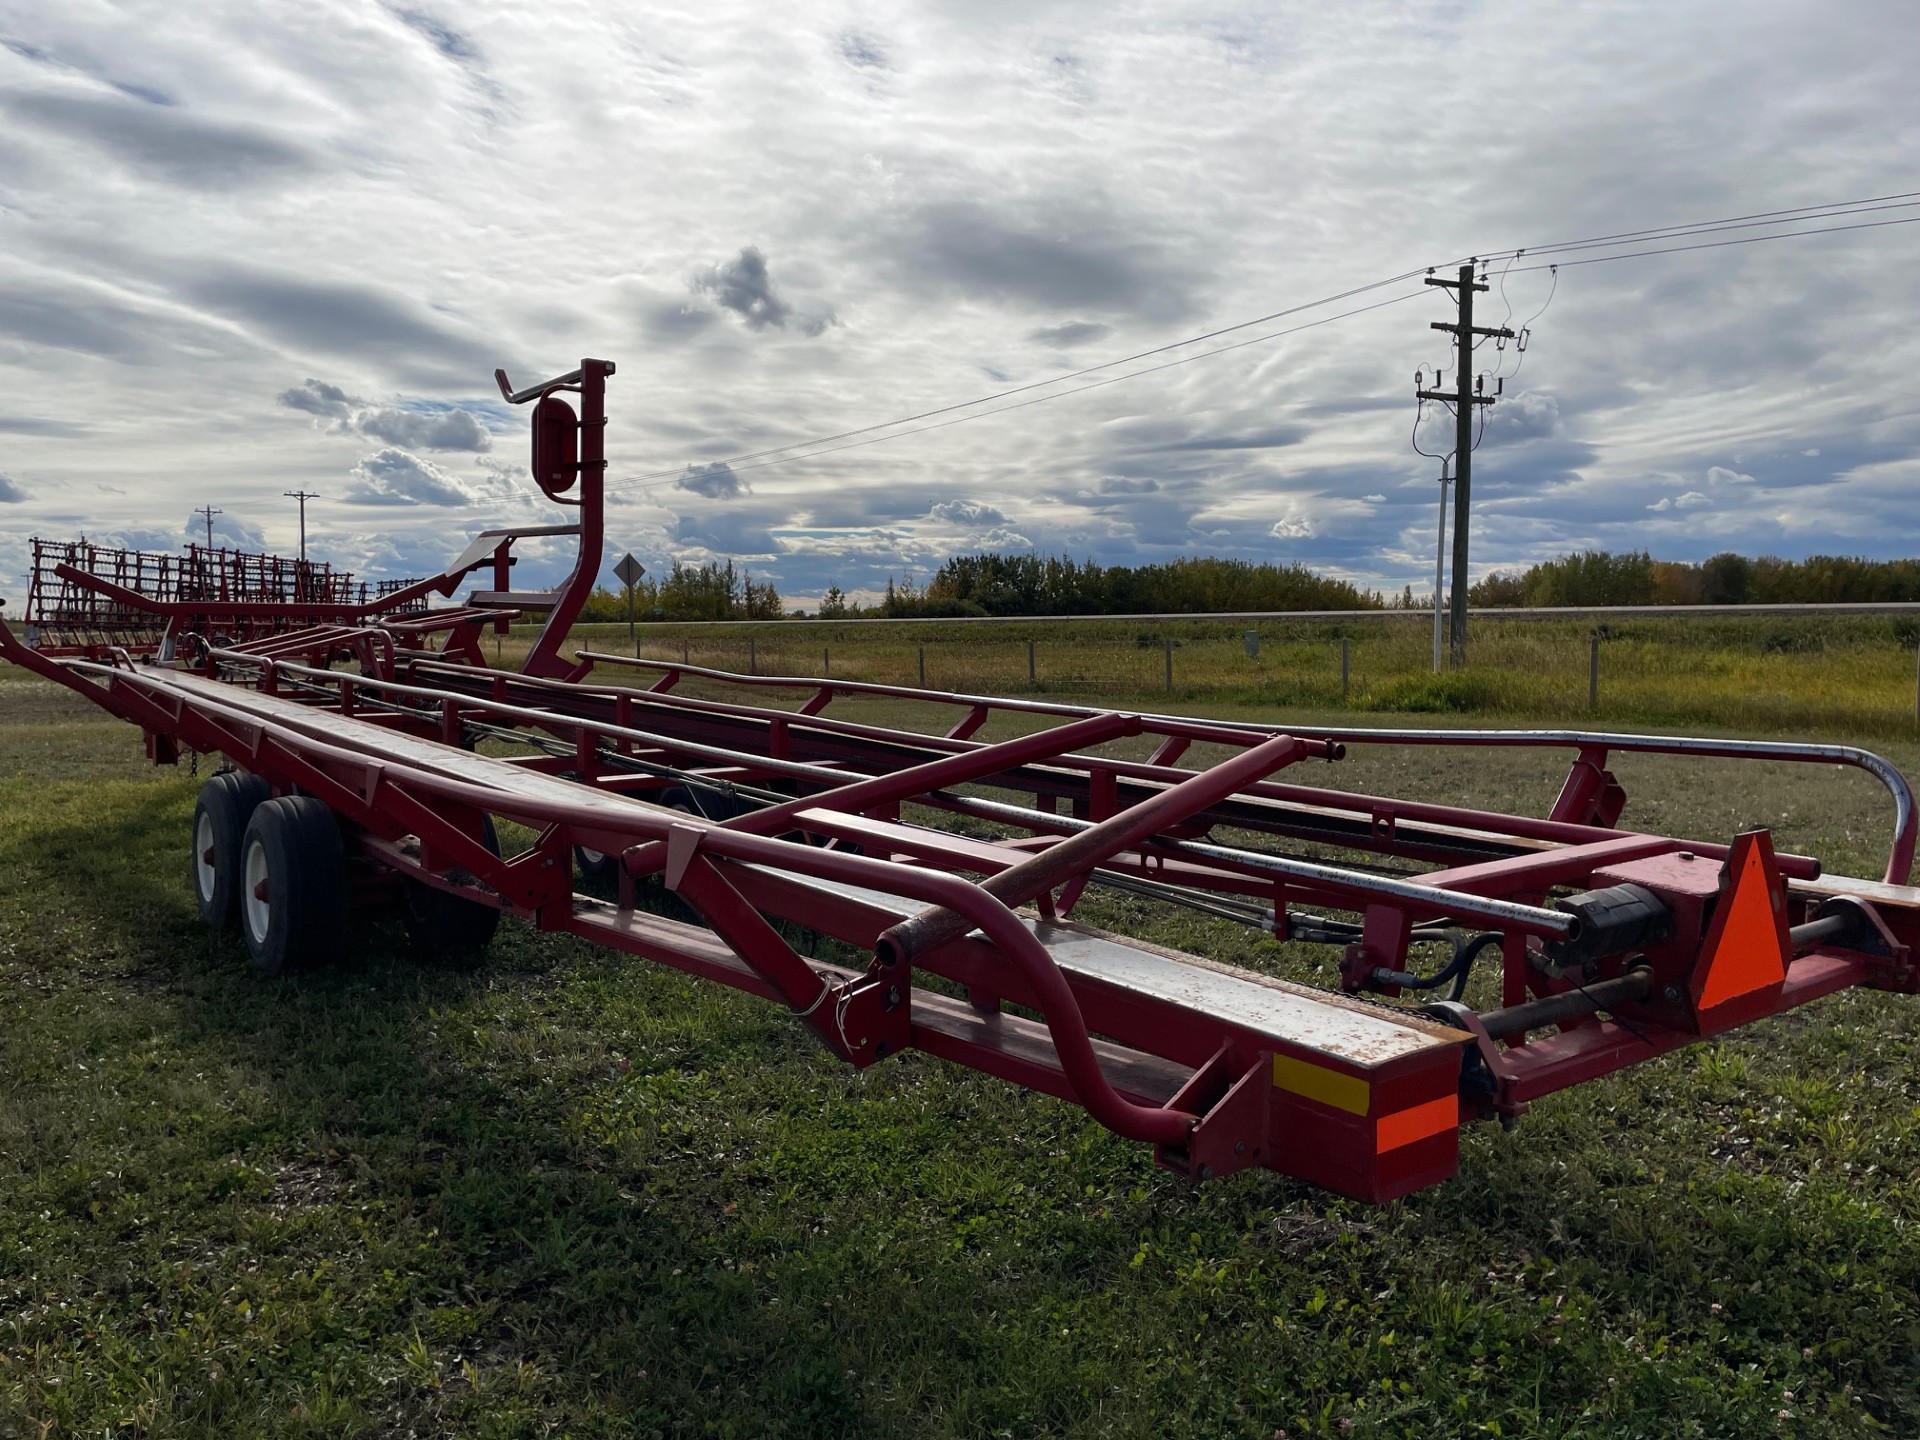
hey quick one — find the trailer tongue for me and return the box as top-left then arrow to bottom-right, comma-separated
8,357 -> 1916,1203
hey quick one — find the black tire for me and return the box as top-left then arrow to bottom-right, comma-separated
578,787 -> 700,883
191,772 -> 272,929
573,842 -> 620,885
403,815 -> 502,965
238,796 -> 349,976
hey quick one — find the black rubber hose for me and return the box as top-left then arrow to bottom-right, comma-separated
1372,930 -> 1503,999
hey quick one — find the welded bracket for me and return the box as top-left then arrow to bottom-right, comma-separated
1154,1044 -> 1269,1182
665,825 -> 910,1065
1421,999 -> 1524,1120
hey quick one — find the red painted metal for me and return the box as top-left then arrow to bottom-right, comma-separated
9,354 -> 1919,1204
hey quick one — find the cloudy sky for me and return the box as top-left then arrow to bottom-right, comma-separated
2,0 -> 1918,608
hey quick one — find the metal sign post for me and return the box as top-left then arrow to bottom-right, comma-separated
613,553 -> 645,656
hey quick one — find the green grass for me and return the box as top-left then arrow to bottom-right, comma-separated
542,611 -> 1920,739
1,651 -> 1918,1438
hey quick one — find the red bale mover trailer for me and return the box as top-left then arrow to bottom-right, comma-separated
6,356 -> 1918,1204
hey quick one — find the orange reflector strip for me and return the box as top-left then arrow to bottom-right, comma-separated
1693,831 -> 1789,1011
1375,1095 -> 1457,1153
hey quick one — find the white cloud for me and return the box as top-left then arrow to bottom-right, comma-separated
928,498 -> 1006,524
181,509 -> 266,549
356,406 -> 491,451
977,526 -> 1032,550
278,379 -> 492,451
0,475 -> 24,502
3,2 -> 1919,595
343,448 -> 477,506
1647,490 -> 1711,512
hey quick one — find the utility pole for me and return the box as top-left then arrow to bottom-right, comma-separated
283,490 -> 320,564
1432,458 -> 1451,674
194,505 -> 222,552
284,490 -> 319,602
1417,263 -> 1512,666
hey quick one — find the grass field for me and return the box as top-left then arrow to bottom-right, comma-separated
2,626 -> 1919,1438
545,611 -> 1920,740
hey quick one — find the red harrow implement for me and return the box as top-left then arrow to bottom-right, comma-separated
7,357 -> 1917,1203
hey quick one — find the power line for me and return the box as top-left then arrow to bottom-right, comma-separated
1482,190 -> 1920,262
1503,213 -> 1920,273
613,289 -> 1429,494
610,268 -> 1433,488
606,191 -> 1920,489
1491,198 -> 1920,261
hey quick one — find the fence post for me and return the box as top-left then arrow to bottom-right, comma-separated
918,646 -> 925,687
823,646 -> 830,675
1589,633 -> 1600,711
682,638 -> 689,666
1028,639 -> 1036,683
749,637 -> 756,675
1164,636 -> 1173,692
1340,638 -> 1350,698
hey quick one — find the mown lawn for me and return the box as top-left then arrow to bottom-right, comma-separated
0,656 -> 1917,1438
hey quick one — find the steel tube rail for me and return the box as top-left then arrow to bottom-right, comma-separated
210,648 -> 1148,848
692,828 -> 1196,1147
686,713 -> 1141,836
495,365 -> 588,405
218,651 -> 1579,933
556,659 -> 1798,866
935,792 -> 1578,937
67,661 -> 1196,1148
584,654 -> 1913,886
1477,969 -> 1653,1041
880,732 -> 1313,964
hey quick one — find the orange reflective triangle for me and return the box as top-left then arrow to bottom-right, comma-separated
1692,831 -> 1789,1011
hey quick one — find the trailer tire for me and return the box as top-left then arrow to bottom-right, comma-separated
576,789 -> 700,884
191,772 -> 272,929
572,844 -> 619,885
239,796 -> 348,976
403,815 -> 502,965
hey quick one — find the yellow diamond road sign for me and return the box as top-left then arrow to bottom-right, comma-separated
614,553 -> 645,588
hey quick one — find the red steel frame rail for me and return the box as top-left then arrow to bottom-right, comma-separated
6,354 -> 1917,1203
574,652 -> 1918,888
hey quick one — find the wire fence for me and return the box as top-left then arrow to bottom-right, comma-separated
533,613 -> 1920,739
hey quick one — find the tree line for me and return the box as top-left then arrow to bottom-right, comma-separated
571,548 -> 1920,624
576,559 -> 782,623
830,552 -> 1383,619
1467,550 -> 1920,608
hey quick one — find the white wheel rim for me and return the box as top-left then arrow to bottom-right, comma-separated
580,847 -> 605,865
194,811 -> 217,901
243,836 -> 271,943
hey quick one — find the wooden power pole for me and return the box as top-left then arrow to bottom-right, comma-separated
1417,263 -> 1512,666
